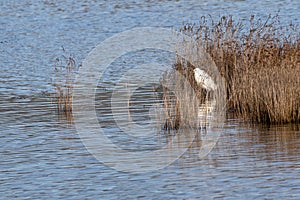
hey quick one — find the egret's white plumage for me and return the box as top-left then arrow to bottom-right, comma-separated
194,68 -> 217,128
194,68 -> 216,91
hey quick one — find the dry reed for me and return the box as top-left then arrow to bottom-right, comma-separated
53,15 -> 299,128
53,51 -> 79,118
160,69 -> 200,131
176,14 -> 300,125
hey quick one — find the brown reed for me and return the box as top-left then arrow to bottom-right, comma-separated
177,14 -> 300,125
53,51 -> 79,118
160,69 -> 200,131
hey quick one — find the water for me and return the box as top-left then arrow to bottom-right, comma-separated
1,0 -> 300,199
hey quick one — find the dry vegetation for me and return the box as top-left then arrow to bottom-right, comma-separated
53,15 -> 299,128
173,14 -> 300,125
160,49 -> 223,131
53,51 -> 79,118
159,69 -> 200,131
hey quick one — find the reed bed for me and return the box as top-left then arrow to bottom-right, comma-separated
53,52 -> 79,118
174,14 -> 300,125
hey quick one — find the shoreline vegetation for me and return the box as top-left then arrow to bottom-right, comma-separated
54,14 -> 299,127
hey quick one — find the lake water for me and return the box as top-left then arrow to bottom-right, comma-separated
1,0 -> 300,199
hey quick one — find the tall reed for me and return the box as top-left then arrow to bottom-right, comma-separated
159,46 -> 223,131
179,14 -> 300,124
160,69 -> 200,131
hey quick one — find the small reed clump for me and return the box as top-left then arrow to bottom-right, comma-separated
53,52 -> 79,117
178,14 -> 300,125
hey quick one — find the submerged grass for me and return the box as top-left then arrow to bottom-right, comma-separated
168,14 -> 299,127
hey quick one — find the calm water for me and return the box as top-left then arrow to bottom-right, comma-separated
1,0 -> 300,199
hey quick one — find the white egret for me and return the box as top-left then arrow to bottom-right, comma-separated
194,68 -> 216,91
194,68 -> 217,129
